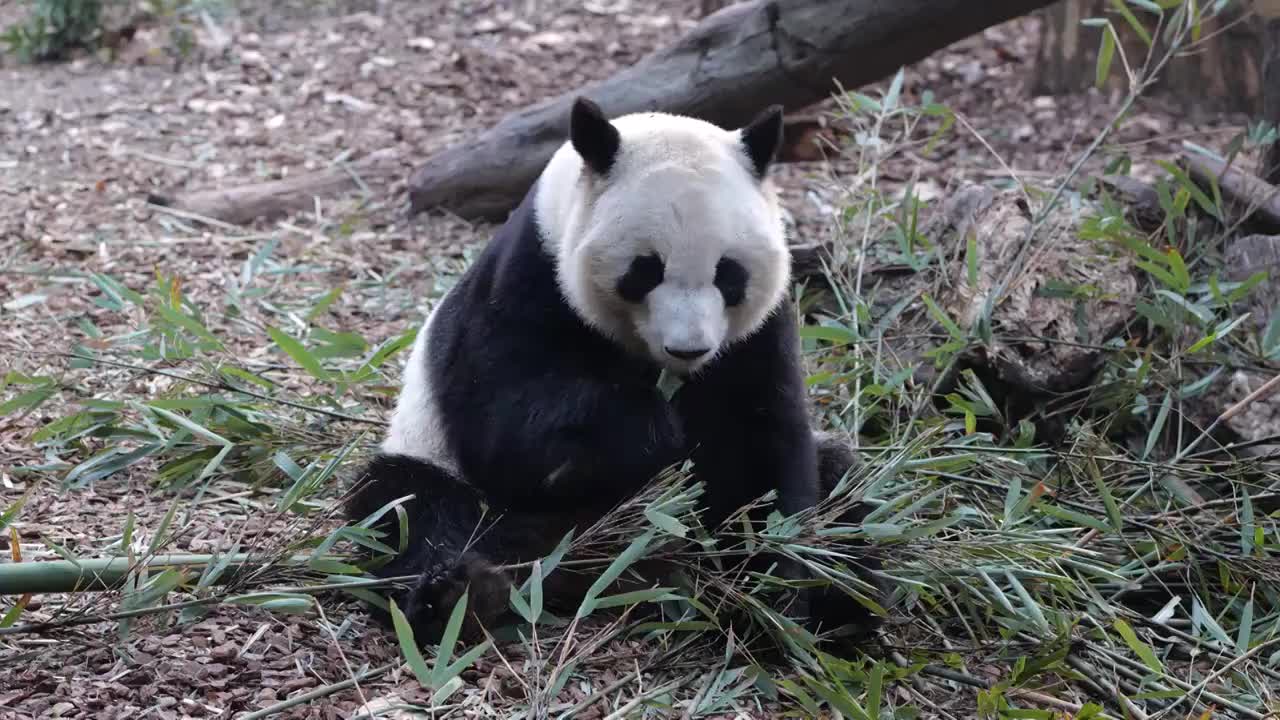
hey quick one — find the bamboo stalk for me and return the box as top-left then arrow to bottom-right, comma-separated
0,574 -> 416,636
0,553 -> 354,595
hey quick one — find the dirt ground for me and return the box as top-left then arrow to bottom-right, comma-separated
0,0 -> 1253,717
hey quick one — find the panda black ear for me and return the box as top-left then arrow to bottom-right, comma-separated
570,97 -> 621,177
739,104 -> 784,179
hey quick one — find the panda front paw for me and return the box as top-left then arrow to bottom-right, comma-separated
400,554 -> 516,645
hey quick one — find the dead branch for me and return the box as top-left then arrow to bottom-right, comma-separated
1098,174 -> 1165,233
1185,152 -> 1280,232
147,149 -> 403,226
407,0 -> 1060,221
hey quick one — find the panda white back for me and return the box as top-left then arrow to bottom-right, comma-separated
380,303 -> 458,471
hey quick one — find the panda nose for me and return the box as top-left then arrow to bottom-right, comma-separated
665,345 -> 710,361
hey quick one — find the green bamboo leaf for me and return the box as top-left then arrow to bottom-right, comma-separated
883,67 -> 904,111
219,365 -> 275,390
922,294 -> 965,340
125,568 -> 188,610
548,659 -> 579,698
145,404 -> 231,446
154,303 -> 224,350
0,601 -> 26,628
592,587 -> 680,610
90,272 -> 145,308
266,325 -> 331,382
357,327 -> 418,374
1262,311 -> 1280,360
1,480 -> 39,534
1111,0 -> 1153,46
1003,475 -> 1024,525
965,229 -> 979,287
517,559 -> 544,624
656,368 -> 684,401
429,676 -> 464,705
1125,0 -> 1164,12
1135,259 -> 1180,290
577,530 -> 655,619
388,598 -> 433,687
1240,489 -> 1255,556
1164,248 -> 1190,292
798,325 -> 858,345
1155,160 -> 1220,221
1088,460 -> 1123,532
305,285 -> 345,321
145,497 -> 182,556
239,236 -> 278,285
1096,23 -> 1117,87
1143,390 -> 1172,460
431,589 -> 470,685
1113,619 -> 1163,673
800,675 -> 872,720
1191,598 -> 1234,646
774,679 -> 823,717
1155,290 -> 1212,324
1236,596 -> 1254,654
442,637 -> 493,682
510,581 -> 535,624
1035,502 -> 1112,534
0,387 -> 55,416
865,663 -> 884,719
644,507 -> 689,538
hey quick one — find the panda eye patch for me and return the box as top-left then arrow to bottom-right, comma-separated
714,258 -> 748,307
616,253 -> 664,303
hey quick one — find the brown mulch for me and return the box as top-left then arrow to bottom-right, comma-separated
0,0 -> 1250,717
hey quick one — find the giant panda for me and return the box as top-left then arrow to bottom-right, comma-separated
344,97 -> 882,645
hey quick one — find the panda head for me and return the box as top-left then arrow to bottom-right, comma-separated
537,97 -> 791,377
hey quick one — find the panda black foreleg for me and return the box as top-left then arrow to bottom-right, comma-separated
345,453 -> 657,644
809,432 -> 885,643
343,453 -> 531,644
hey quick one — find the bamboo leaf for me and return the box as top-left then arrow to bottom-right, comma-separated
592,587 -> 680,610
388,598 -> 434,687
1096,23 -> 1117,87
526,557 -> 544,623
266,325 -> 331,382
922,294 -> 965,340
1112,0 -> 1153,45
577,530 -> 655,619
431,589 -> 470,686
1114,618 -> 1163,674
1143,390 -> 1172,459
145,404 -> 231,446
1088,459 -> 1123,532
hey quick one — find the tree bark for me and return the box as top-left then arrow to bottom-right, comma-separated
148,149 -> 403,226
1030,0 -> 1264,116
699,0 -> 734,18
1185,152 -> 1280,234
407,0 -> 1059,221
1259,13 -> 1280,183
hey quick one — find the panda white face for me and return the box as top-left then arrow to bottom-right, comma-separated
537,99 -> 791,376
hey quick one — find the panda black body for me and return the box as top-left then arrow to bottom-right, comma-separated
345,98 -> 880,644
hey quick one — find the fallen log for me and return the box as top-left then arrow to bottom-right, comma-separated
1185,152 -> 1280,233
408,0 -> 1059,221
147,148 -> 403,226
1097,174 -> 1166,233
148,118 -> 838,227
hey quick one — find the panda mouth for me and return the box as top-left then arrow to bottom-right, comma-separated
656,353 -> 711,378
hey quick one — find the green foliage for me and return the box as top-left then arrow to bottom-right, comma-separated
1,0 -> 225,64
1,0 -> 106,62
